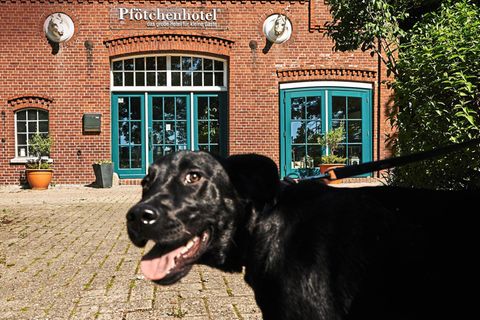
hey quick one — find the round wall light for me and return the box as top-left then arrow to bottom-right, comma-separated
262,14 -> 292,44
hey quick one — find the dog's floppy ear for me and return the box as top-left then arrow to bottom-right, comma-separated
219,154 -> 281,211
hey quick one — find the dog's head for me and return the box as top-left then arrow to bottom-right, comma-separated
126,151 -> 280,285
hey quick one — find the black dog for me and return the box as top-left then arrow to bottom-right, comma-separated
127,151 -> 478,320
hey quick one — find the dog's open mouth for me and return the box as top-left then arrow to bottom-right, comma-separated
140,231 -> 210,283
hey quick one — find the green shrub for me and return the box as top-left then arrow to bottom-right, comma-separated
391,0 -> 480,189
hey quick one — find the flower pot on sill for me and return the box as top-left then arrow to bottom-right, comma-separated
319,164 -> 346,184
93,163 -> 113,188
26,169 -> 53,190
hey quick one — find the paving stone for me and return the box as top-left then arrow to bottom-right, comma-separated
0,185 -> 261,319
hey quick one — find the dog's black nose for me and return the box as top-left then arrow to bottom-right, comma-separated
127,204 -> 160,225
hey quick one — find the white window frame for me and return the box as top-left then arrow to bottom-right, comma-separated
110,53 -> 228,92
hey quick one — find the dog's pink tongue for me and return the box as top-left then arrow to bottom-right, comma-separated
141,246 -> 185,280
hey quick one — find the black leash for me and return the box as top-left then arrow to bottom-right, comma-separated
295,138 -> 480,182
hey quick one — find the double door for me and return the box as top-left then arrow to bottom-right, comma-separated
112,93 -> 227,178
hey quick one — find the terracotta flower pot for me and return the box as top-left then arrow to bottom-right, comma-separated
319,164 -> 345,184
26,169 -> 53,190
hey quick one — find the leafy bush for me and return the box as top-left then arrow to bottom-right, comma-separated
318,126 -> 347,164
391,0 -> 480,189
26,134 -> 53,170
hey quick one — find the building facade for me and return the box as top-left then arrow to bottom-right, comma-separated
0,0 -> 392,185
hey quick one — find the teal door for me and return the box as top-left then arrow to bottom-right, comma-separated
112,94 -> 146,178
280,88 -> 372,178
112,92 -> 227,179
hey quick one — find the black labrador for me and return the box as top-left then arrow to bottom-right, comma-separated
126,151 -> 478,320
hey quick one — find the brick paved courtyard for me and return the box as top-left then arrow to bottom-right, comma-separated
0,186 -> 261,320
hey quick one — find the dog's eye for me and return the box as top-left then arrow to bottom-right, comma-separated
185,172 -> 202,184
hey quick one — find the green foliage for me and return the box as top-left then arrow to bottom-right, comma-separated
318,126 -> 347,164
26,134 -> 53,170
391,0 -> 480,189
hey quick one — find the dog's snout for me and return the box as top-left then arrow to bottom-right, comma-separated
127,204 -> 160,225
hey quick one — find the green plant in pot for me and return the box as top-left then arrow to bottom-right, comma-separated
92,160 -> 114,188
318,126 -> 347,182
25,134 -> 53,190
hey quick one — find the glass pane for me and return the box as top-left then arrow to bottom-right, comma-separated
146,57 -> 156,70
172,72 -> 181,86
131,122 -> 141,144
204,72 -> 213,86
113,72 -> 123,86
209,97 -> 219,119
210,121 -> 219,143
182,72 -> 192,86
348,145 -> 362,165
209,144 -> 220,155
17,110 -> 26,120
157,72 -> 167,86
152,98 -> 162,120
199,145 -> 209,152
130,97 -> 141,120
198,121 -> 208,143
131,146 -> 142,168
38,111 -> 48,121
119,98 -> 129,120
135,72 -> 145,86
193,72 -> 202,86
28,122 -> 37,132
17,133 -> 27,145
153,146 -> 163,161
214,60 -> 224,70
39,121 -> 48,132
337,145 -> 347,159
291,145 -> 306,169
348,121 -> 362,143
214,72 -> 224,86
306,121 -> 321,143
152,122 -> 163,144
308,145 -> 322,167
28,110 -> 37,120
182,57 -> 192,70
113,60 -> 123,71
204,59 -> 213,70
119,147 -> 130,168
176,122 -> 187,144
157,56 -> 167,70
192,58 -> 202,71
124,72 -> 134,86
306,96 -> 321,119
119,122 -> 129,144
332,120 -> 347,132
18,146 -> 28,157
146,72 -> 156,86
164,146 -> 174,154
348,97 -> 362,119
17,121 -> 26,133
135,58 -> 145,70
124,59 -> 134,71
198,97 -> 209,120
291,121 -> 304,144
291,97 -> 305,119
332,96 -> 346,119
165,122 -> 175,143
171,56 -> 181,70
176,97 -> 187,119
164,97 -> 175,120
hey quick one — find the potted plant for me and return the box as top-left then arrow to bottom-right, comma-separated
25,134 -> 53,190
318,126 -> 347,184
92,160 -> 114,188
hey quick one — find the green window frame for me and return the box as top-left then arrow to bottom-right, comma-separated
280,87 -> 372,178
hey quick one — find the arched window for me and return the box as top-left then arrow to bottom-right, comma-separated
15,109 -> 49,158
111,54 -> 227,89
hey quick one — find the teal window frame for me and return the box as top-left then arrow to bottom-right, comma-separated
280,87 -> 372,178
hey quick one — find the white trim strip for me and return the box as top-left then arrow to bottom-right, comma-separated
110,86 -> 227,92
190,93 -> 195,151
144,92 -> 149,174
280,81 -> 373,90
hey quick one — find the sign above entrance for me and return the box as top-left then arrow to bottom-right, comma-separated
110,7 -> 227,30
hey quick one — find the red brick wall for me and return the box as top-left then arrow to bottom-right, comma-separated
0,0 -> 392,185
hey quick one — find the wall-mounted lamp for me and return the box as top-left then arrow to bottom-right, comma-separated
44,13 -> 75,43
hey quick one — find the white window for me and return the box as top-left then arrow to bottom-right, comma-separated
111,54 -> 227,90
15,109 -> 49,158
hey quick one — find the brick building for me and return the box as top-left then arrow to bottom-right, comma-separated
0,0 -> 392,185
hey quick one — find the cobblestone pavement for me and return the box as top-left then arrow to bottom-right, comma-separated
0,186 -> 261,320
